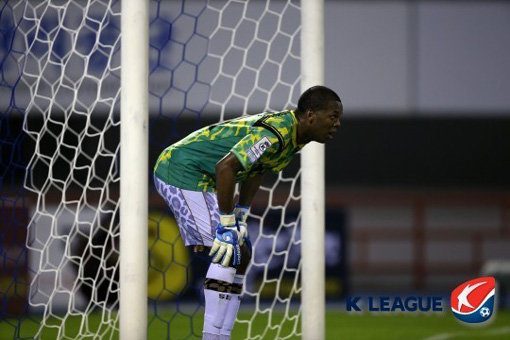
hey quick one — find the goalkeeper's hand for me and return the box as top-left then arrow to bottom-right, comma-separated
209,213 -> 242,267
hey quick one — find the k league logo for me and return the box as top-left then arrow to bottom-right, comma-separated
451,276 -> 496,324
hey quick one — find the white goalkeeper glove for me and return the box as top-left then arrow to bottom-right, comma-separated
209,213 -> 242,267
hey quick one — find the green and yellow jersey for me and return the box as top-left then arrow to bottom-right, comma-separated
154,110 -> 302,192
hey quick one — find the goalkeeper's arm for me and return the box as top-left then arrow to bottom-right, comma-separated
238,173 -> 264,207
234,172 -> 264,229
215,152 -> 243,214
216,154 -> 263,222
209,153 -> 244,266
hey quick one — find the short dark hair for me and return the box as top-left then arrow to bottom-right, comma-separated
296,85 -> 341,116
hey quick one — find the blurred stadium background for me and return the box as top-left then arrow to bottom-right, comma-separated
1,0 -> 510,339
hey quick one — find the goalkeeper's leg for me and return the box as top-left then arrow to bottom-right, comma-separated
153,177 -> 227,339
218,243 -> 251,340
203,243 -> 251,340
153,176 -> 250,339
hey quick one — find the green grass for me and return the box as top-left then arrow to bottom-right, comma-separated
325,311 -> 510,340
1,310 -> 509,339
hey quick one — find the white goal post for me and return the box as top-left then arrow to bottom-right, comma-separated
300,1 -> 326,339
119,0 -> 149,339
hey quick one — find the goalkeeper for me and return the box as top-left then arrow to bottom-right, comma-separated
154,85 -> 342,340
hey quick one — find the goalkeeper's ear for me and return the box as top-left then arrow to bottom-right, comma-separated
294,109 -> 315,140
295,108 -> 314,120
305,109 -> 317,124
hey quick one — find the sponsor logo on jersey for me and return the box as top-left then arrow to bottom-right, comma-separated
247,137 -> 272,162
451,276 -> 496,324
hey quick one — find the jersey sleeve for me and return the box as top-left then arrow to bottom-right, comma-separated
230,128 -> 280,171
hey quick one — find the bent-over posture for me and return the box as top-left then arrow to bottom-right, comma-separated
154,85 -> 343,339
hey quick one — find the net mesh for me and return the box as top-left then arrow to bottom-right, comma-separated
3,0 -> 121,338
0,0 -> 303,338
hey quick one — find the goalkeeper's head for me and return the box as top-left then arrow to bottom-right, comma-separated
295,85 -> 343,144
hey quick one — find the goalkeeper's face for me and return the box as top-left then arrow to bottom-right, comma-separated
310,100 -> 343,143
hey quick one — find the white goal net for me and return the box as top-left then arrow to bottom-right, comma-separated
0,0 -> 306,338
